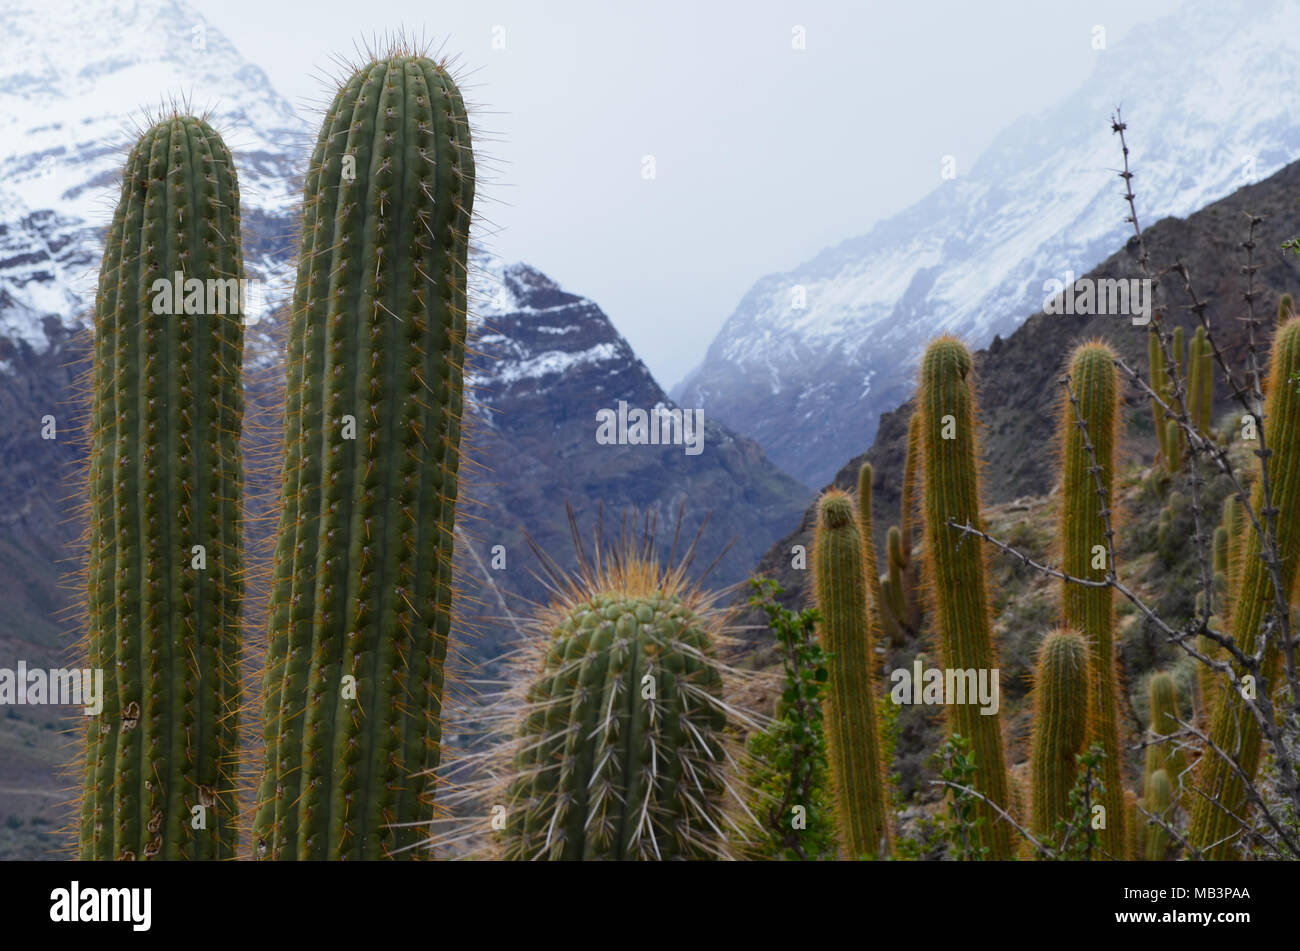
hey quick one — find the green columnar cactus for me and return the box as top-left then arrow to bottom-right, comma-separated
1213,525 -> 1228,594
899,412 -> 924,631
1156,507 -> 1173,549
919,336 -> 1015,859
1187,318 -> 1300,859
858,463 -> 897,647
1172,326 -> 1187,461
900,411 -> 921,560
253,52 -> 475,860
1165,420 -> 1183,473
813,490 -> 893,858
1149,332 -> 1169,465
1222,494 -> 1242,607
80,116 -> 246,860
501,552 -> 733,860
1199,504 -> 1236,723
1058,340 -> 1125,859
878,574 -> 902,644
1144,672 -> 1187,803
1195,633 -> 1219,726
1029,629 -> 1089,847
885,526 -> 908,637
1280,293 -> 1294,325
1124,789 -> 1142,860
1143,769 -> 1173,860
1187,326 -> 1212,434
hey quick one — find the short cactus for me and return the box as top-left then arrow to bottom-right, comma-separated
1029,629 -> 1089,847
253,51 -> 476,860
1142,769 -> 1173,861
1144,672 -> 1187,804
813,489 -> 892,858
500,542 -> 734,860
79,115 -> 246,860
918,336 -> 1014,859
1165,419 -> 1183,473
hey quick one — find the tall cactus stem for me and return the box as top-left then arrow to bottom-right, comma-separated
918,335 -> 1014,859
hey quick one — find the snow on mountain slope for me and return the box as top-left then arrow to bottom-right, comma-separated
0,0 -> 305,364
674,0 -> 1300,487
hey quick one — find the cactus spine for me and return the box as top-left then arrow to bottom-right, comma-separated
813,490 -> 892,858
253,53 -> 475,860
918,336 -> 1014,859
502,547 -> 732,860
1187,318 -> 1300,859
80,116 -> 246,860
1029,629 -> 1089,847
1059,340 -> 1125,859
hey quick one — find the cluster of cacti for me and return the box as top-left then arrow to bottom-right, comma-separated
63,39 -> 1300,867
1149,324 -> 1217,475
499,549 -> 733,860
80,116 -> 246,860
1058,340 -> 1126,859
813,489 -> 892,858
252,53 -> 475,860
1187,317 -> 1300,859
918,336 -> 1016,859
1028,629 -> 1089,848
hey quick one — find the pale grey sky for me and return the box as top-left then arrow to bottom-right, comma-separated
198,0 -> 1184,388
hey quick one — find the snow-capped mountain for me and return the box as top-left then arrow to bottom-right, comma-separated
674,0 -> 1300,487
0,0 -> 304,368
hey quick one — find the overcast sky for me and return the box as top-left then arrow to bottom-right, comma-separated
198,0 -> 1184,389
